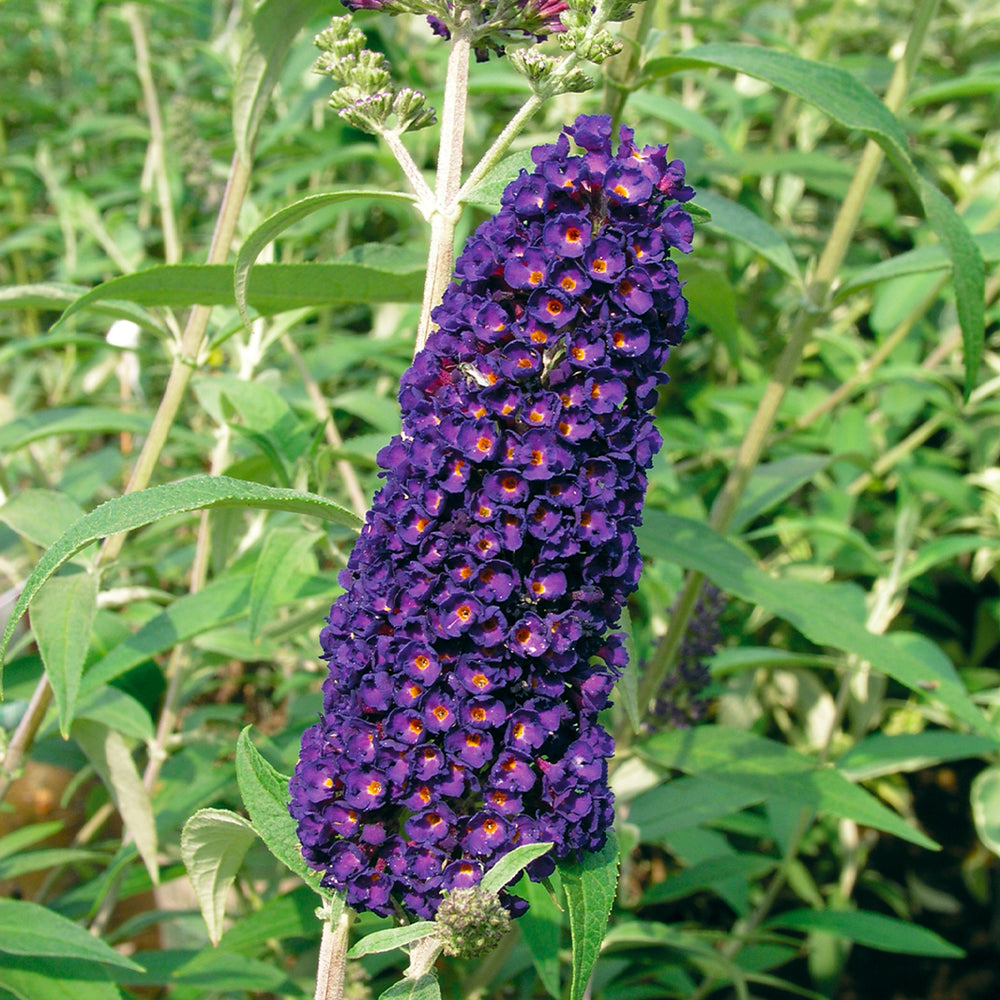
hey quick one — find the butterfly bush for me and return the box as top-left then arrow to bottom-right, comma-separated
290,113 -> 694,919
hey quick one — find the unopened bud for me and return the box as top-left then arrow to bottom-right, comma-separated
435,887 -> 511,959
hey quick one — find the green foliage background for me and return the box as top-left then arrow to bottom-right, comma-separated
1,1 -> 999,998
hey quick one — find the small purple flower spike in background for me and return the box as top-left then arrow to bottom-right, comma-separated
290,113 -> 694,919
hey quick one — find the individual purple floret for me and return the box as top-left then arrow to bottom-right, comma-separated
289,113 -> 695,919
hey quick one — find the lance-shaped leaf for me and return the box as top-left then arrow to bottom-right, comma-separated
560,831 -> 619,1000
51,254 -> 426,332
646,42 -> 985,396
233,0 -> 330,165
234,727 -> 331,899
181,809 -> 258,946
29,571 -> 98,735
0,898 -> 143,970
234,189 -> 419,328
72,719 -> 159,883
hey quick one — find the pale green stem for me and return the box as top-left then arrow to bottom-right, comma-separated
638,0 -> 941,726
415,27 -> 471,355
380,128 -> 436,213
124,2 -> 181,264
457,92 -> 543,201
847,410 -> 949,497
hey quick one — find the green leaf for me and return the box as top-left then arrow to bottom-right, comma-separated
0,956 -> 123,1000
638,726 -> 938,850
234,726 -> 329,896
0,821 -> 65,861
81,575 -> 252,695
916,177 -> 985,398
628,775 -> 765,841
839,232 -> 1000,297
908,71 -> 1000,107
646,42 -> 910,162
695,190 -> 801,282
560,830 -> 619,1000
0,281 -> 164,331
515,876 -> 562,999
0,407 -> 151,454
481,841 -> 553,894
218,884 -> 318,954
0,476 -> 361,676
0,898 -> 143,970
900,533 -> 1000,584
234,189 -> 419,327
180,809 -> 258,946
71,719 -> 160,883
117,948 -> 291,991
248,527 -> 319,640
838,732 -> 998,782
637,512 -> 992,738
0,489 -> 85,547
645,42 -> 985,395
30,572 -> 98,735
233,0 -> 330,164
731,455 -> 833,534
971,766 -> 1000,857
347,922 -> 438,959
0,847 -> 108,882
378,974 -> 442,1000
767,908 -> 963,958
462,150 -> 535,212
641,854 -> 777,906
53,257 -> 426,330
73,687 -> 155,745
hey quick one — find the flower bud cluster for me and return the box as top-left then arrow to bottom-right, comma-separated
651,584 -> 725,728
290,113 -> 695,919
436,886 -> 511,957
341,0 -> 574,62
314,17 -> 435,134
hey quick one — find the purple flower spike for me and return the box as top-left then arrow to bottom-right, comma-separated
290,113 -> 694,919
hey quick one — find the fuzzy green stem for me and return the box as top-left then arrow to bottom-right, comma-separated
639,0 -> 941,726
415,27 -> 471,355
315,910 -> 352,1000
457,92 -> 543,201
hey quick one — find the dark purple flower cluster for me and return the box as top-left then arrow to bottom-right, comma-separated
650,584 -> 724,729
290,113 -> 694,919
